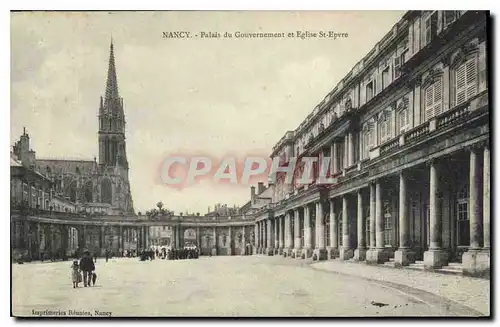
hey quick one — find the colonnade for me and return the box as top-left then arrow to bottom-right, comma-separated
254,145 -> 490,275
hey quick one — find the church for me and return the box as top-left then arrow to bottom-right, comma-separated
12,41 -> 135,216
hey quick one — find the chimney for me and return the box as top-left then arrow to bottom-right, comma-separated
250,186 -> 256,205
257,182 -> 265,195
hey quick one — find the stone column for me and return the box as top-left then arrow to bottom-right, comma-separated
369,183 -> 376,249
254,223 -> 259,254
176,226 -> 181,248
228,226 -> 233,256
348,132 -> 354,166
196,226 -> 201,248
463,146 -> 489,276
261,221 -> 265,252
367,181 -> 388,264
328,198 -> 338,259
314,201 -> 327,260
266,218 -> 274,256
339,195 -> 353,260
283,214 -> 289,256
469,148 -> 482,250
332,142 -> 338,174
424,160 -> 448,269
302,204 -> 313,258
279,214 -> 284,254
483,145 -> 490,250
395,171 -> 414,266
354,190 -> 366,261
241,227 -> 246,255
274,217 -> 279,254
293,208 -> 301,258
212,227 -> 217,256
35,223 -> 41,260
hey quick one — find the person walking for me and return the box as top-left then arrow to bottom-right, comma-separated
79,251 -> 95,287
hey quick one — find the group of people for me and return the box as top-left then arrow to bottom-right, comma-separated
70,250 -> 97,288
167,247 -> 200,260
135,247 -> 200,261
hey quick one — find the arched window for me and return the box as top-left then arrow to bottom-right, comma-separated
101,179 -> 112,204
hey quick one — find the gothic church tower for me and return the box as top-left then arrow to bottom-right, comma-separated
98,40 -> 134,213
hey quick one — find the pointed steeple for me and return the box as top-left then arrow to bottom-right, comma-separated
105,39 -> 119,103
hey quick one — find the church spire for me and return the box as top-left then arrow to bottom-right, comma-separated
105,39 -> 119,102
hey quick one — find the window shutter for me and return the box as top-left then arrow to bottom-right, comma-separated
465,58 -> 477,99
425,84 -> 434,120
433,78 -> 443,116
455,63 -> 467,105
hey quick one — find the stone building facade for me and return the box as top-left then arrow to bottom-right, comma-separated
254,10 -> 490,276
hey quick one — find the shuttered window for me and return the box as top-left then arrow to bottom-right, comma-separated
362,126 -> 374,160
424,78 -> 443,120
455,57 -> 477,106
379,112 -> 392,143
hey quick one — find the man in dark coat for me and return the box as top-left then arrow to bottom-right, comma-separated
79,251 -> 95,287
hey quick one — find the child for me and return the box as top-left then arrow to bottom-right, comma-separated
71,260 -> 81,288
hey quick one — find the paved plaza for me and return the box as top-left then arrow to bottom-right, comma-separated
12,256 -> 488,317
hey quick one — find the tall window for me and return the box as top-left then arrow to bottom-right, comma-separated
366,80 -> 375,102
382,65 -> 390,89
423,11 -> 438,46
379,111 -> 392,144
383,201 -> 392,246
424,77 -> 443,120
455,57 -> 477,106
397,97 -> 410,133
457,183 -> 470,246
362,123 -> 374,159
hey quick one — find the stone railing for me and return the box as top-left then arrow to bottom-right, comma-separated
404,121 -> 430,144
344,164 -> 358,176
436,103 -> 471,129
380,137 -> 400,155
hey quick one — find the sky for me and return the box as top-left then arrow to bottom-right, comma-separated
10,10 -> 405,214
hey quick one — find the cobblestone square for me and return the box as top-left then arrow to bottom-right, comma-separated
12,256 -> 486,317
